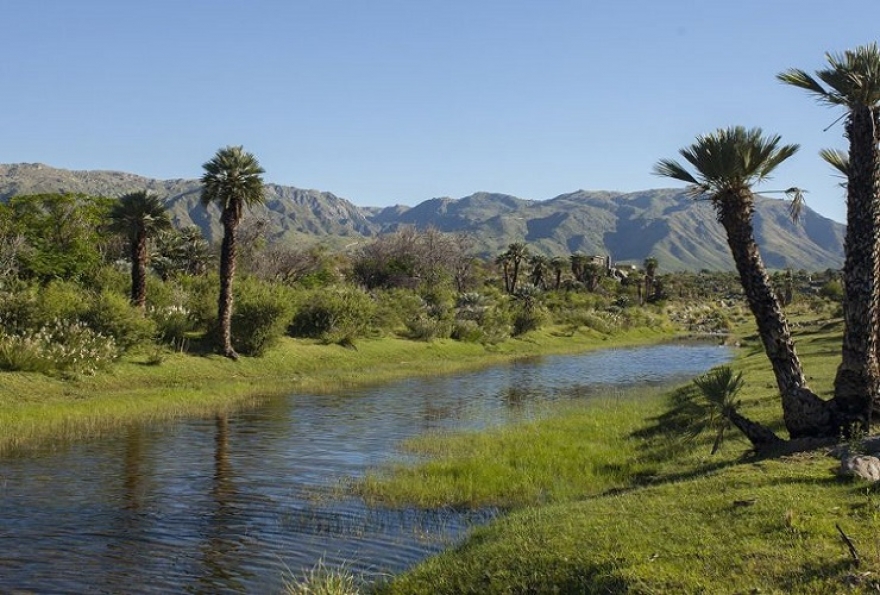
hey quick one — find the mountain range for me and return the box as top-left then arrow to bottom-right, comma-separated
0,163 -> 845,272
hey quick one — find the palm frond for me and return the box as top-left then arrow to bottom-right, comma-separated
654,126 -> 798,204
784,187 -> 807,222
777,69 -> 840,105
819,147 -> 850,178
781,44 -> 880,109
652,159 -> 699,185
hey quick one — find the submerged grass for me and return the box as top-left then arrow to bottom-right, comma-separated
0,325 -> 672,455
370,316 -> 880,594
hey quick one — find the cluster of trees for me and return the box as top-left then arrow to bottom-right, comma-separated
1,147 -> 700,376
656,42 -> 880,443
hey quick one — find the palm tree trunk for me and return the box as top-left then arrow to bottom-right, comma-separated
728,411 -> 784,450
218,212 -> 239,359
718,195 -> 835,438
834,104 -> 880,430
131,231 -> 148,309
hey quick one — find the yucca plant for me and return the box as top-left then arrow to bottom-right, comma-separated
692,366 -> 782,453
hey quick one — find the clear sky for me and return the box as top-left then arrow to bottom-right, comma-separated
2,1 -> 878,223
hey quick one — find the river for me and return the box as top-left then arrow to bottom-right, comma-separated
0,342 -> 732,593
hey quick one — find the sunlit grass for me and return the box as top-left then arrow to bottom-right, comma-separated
371,315 -> 880,593
359,390 -> 668,509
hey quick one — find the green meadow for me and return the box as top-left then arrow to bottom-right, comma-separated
361,316 -> 880,594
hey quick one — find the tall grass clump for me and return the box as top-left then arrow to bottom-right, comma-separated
283,559 -> 361,595
0,318 -> 119,376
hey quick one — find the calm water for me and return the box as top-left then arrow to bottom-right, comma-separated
0,343 -> 732,593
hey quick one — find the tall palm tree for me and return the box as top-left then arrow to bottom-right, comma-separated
550,256 -> 566,290
200,146 -> 266,359
506,242 -> 529,294
643,256 -> 659,304
107,190 -> 172,309
529,254 -> 549,289
654,126 -> 834,439
495,252 -> 512,294
779,44 -> 880,429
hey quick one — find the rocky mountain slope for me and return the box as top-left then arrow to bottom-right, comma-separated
0,163 -> 845,271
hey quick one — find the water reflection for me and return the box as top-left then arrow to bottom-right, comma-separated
0,343 -> 732,593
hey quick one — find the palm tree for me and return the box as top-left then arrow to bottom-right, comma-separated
495,252 -> 512,294
200,146 -> 266,359
569,253 -> 588,285
644,256 -> 658,304
529,254 -> 549,289
779,44 -> 880,429
107,190 -> 172,309
654,126 -> 834,439
550,256 -> 567,290
506,242 -> 529,293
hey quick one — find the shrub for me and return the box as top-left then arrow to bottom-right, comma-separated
0,281 -> 91,333
450,319 -> 484,343
405,313 -> 451,341
290,287 -> 376,344
179,273 -> 220,331
150,305 -> 195,346
82,291 -> 156,351
372,288 -> 425,334
230,282 -> 295,356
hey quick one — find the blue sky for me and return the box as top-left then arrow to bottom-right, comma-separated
2,1 -> 878,222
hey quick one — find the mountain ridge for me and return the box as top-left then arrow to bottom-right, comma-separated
0,163 -> 845,272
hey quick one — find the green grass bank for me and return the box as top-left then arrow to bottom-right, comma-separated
0,324 -> 673,456
365,317 -> 880,594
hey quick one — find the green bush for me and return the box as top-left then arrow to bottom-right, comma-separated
450,319 -> 484,343
150,305 -> 195,346
230,281 -> 295,356
0,281 -> 91,333
82,291 -> 156,351
179,273 -> 220,331
290,286 -> 376,344
372,288 -> 425,334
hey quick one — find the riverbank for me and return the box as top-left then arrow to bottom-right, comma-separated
367,317 -> 879,594
0,324 -> 675,456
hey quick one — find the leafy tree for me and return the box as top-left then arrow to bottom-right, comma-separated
654,126 -> 834,439
200,146 -> 266,359
4,193 -> 113,281
779,43 -> 880,429
107,191 -> 172,308
154,226 -> 213,279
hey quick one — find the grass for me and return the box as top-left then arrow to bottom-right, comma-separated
0,324 -> 673,455
366,314 -> 880,594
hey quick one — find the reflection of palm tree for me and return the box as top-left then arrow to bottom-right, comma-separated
198,413 -> 247,591
779,44 -> 880,428
122,426 -> 145,511
654,126 -> 833,439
